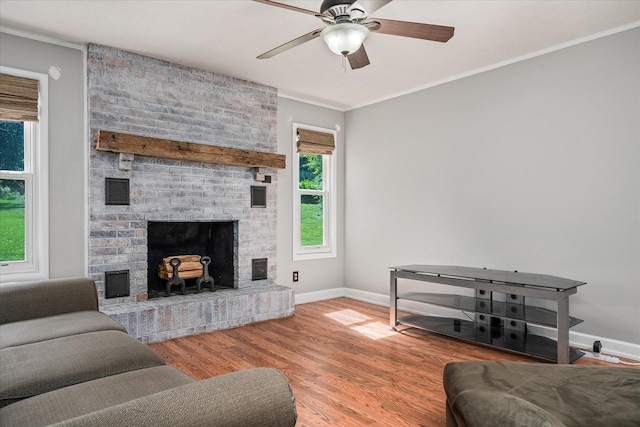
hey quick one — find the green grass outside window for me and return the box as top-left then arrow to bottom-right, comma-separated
0,197 -> 26,261
301,198 -> 323,246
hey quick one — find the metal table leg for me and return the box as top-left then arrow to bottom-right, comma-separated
557,294 -> 570,364
390,271 -> 398,330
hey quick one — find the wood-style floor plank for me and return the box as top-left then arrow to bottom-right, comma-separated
148,298 -> 637,426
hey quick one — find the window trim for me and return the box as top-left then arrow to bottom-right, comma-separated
292,123 -> 337,261
0,66 -> 49,282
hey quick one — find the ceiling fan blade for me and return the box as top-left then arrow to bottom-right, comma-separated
370,18 -> 454,42
257,29 -> 323,59
348,45 -> 370,69
252,0 -> 319,16
349,0 -> 392,17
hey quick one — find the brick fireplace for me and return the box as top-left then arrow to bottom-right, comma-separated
87,44 -> 293,342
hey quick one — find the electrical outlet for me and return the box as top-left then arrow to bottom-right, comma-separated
292,271 -> 299,282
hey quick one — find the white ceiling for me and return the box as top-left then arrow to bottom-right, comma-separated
1,1 -> 639,110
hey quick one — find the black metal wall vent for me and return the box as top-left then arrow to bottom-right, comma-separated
251,186 -> 267,208
252,258 -> 268,281
105,270 -> 130,298
105,178 -> 130,205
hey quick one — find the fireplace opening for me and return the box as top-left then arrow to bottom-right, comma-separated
147,221 -> 236,298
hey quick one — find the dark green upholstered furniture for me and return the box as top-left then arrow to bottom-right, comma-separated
443,361 -> 640,427
0,278 -> 297,426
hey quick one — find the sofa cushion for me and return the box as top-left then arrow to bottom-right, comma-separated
443,361 -> 640,427
450,390 -> 566,427
0,330 -> 165,407
0,311 -> 127,349
0,366 -> 194,427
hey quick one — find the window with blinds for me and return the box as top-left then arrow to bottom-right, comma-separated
293,125 -> 337,260
0,68 -> 48,282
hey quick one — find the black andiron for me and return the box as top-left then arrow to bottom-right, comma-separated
196,256 -> 215,293
165,257 -> 186,297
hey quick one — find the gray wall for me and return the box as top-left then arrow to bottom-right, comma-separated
276,98 -> 345,295
0,32 -> 86,279
344,27 -> 640,345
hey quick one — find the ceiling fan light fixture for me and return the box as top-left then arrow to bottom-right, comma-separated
321,23 -> 369,56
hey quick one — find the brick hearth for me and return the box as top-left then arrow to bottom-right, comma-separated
101,286 -> 293,343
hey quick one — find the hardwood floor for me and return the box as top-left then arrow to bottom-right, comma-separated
148,298 -> 636,426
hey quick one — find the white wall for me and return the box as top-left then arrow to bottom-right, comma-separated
344,27 -> 640,346
276,97 -> 345,296
0,32 -> 86,279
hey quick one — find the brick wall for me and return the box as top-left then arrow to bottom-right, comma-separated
87,44 -> 279,304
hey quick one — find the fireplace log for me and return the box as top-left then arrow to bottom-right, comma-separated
157,266 -> 202,280
158,255 -> 204,280
163,255 -> 201,263
162,261 -> 202,272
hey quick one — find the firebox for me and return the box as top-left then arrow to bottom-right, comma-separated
147,221 -> 236,298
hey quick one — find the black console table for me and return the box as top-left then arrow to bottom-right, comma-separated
389,265 -> 586,364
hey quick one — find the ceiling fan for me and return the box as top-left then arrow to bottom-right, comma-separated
254,0 -> 454,69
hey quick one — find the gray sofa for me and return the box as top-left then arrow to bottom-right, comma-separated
0,277 -> 297,426
443,361 -> 640,427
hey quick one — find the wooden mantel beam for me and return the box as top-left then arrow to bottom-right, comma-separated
94,130 -> 286,169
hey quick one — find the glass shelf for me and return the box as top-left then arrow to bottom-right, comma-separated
391,265 -> 586,290
398,314 -> 585,363
398,292 -> 584,328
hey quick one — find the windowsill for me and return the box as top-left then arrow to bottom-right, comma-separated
0,269 -> 49,283
293,250 -> 337,261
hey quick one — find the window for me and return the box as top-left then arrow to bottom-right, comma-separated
293,124 -> 337,260
0,68 -> 49,281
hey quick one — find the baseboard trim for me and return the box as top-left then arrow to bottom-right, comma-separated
295,287 -> 640,362
294,287 -> 347,305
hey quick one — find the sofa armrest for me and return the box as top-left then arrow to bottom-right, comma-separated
54,367 -> 297,427
0,278 -> 98,324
